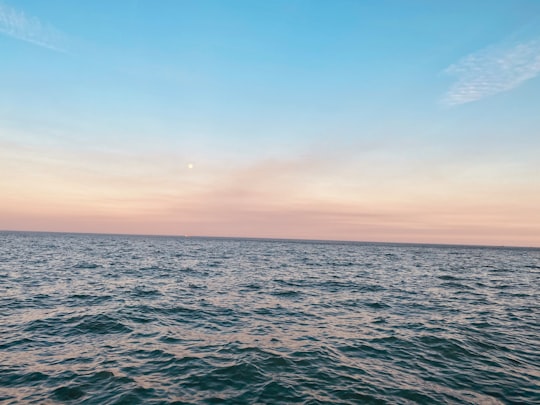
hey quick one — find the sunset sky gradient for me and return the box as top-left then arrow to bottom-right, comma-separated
1,0 -> 540,246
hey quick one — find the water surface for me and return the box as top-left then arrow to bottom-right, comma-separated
1,232 -> 539,404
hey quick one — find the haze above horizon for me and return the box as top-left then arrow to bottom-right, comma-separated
1,0 -> 540,247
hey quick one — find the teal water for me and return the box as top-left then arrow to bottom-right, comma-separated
0,232 -> 539,404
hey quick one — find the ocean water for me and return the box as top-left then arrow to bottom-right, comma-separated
0,232 -> 539,404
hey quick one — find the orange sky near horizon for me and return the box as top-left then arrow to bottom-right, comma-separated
2,138 -> 539,247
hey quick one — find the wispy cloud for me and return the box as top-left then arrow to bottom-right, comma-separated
441,39 -> 540,106
0,2 -> 66,51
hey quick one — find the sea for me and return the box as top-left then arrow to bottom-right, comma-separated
0,231 -> 539,404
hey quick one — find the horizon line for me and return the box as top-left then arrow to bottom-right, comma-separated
1,229 -> 538,250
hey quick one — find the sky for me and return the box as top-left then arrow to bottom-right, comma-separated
1,0 -> 540,246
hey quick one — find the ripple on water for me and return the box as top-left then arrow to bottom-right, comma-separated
52,386 -> 86,401
0,232 -> 539,404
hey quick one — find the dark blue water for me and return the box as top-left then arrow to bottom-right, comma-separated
1,232 -> 539,404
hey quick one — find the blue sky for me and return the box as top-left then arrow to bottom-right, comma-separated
1,0 -> 540,245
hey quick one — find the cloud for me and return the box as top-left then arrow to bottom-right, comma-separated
0,2 -> 65,51
441,39 -> 540,106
